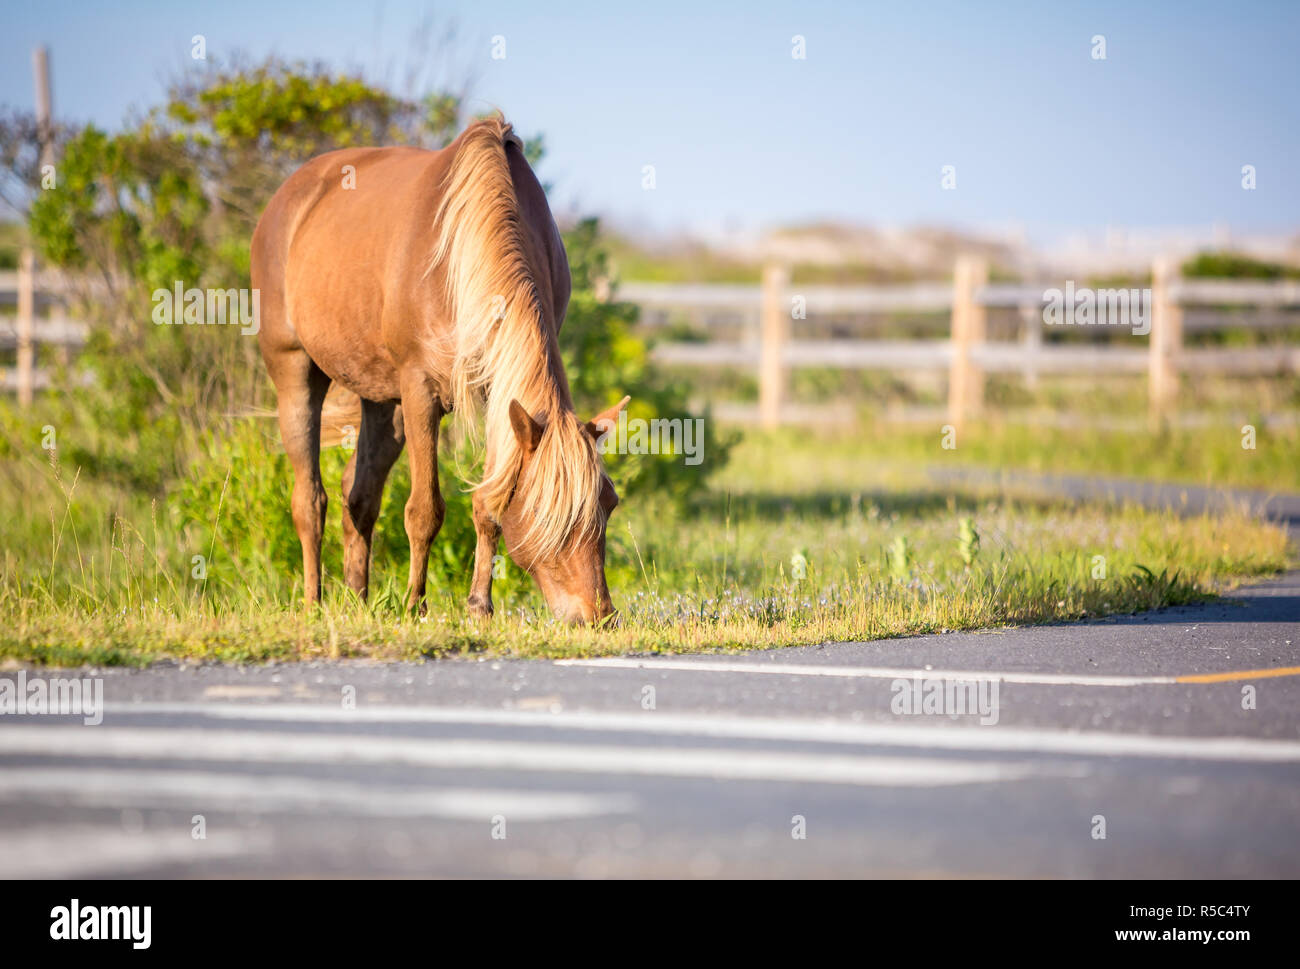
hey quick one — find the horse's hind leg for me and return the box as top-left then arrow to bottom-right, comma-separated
397,371 -> 446,613
271,350 -> 331,606
341,400 -> 405,599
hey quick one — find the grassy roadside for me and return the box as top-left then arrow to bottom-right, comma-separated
0,430 -> 1291,667
756,417 -> 1300,494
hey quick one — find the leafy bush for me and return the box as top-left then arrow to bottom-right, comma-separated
175,418 -> 545,605
562,217 -> 735,501
1182,251 -> 1300,280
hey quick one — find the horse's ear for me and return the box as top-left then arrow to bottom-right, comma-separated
508,399 -> 543,452
585,395 -> 631,440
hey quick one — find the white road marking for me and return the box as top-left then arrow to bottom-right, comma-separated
554,657 -> 1180,686
0,768 -> 638,820
86,702 -> 1300,762
0,726 -> 1037,787
0,823 -> 269,879
202,684 -> 284,699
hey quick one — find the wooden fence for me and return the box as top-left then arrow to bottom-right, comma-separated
5,258 -> 1299,427
0,262 -> 85,403
625,257 -> 1300,428
1,47 -> 76,405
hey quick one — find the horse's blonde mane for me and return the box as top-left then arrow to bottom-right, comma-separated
431,116 -> 606,561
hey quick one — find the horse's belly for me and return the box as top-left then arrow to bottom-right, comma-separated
300,328 -> 400,402
285,280 -> 401,401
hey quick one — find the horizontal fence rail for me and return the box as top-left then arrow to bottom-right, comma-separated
652,340 -> 1300,374
0,316 -> 87,347
625,279 -> 1300,318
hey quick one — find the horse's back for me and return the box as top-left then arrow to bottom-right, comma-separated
252,124 -> 570,408
253,145 -> 455,401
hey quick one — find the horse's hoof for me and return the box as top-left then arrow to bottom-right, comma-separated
466,597 -> 494,620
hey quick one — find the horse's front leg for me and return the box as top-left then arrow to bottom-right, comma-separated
467,495 -> 501,619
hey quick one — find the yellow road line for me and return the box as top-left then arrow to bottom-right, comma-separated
1176,666 -> 1300,684
560,658 -> 1300,687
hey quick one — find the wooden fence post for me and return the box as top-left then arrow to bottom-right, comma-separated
1149,258 -> 1182,423
33,47 -> 54,169
1019,303 -> 1041,392
759,262 -> 790,429
947,255 -> 988,429
16,247 -> 35,408
15,47 -> 54,408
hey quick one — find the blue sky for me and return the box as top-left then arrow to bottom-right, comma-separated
2,0 -> 1297,243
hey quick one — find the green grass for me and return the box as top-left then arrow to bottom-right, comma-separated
0,426 -> 1291,667
820,417 -> 1300,494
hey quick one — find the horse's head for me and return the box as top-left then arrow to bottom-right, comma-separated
499,396 -> 628,625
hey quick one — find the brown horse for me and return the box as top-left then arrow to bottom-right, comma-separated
251,117 -> 626,623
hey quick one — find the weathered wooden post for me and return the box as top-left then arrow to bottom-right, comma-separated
759,262 -> 790,429
1019,302 -> 1041,392
16,247 -> 35,408
947,255 -> 988,429
34,47 -> 53,165
1148,257 -> 1182,423
16,46 -> 55,407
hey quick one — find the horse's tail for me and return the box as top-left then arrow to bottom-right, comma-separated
319,385 -> 363,447
238,385 -> 360,448
430,115 -> 563,519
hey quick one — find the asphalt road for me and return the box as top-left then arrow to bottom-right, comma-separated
927,465 -> 1300,535
2,568 -> 1298,878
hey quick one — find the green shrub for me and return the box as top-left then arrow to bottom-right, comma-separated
175,419 -> 545,604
